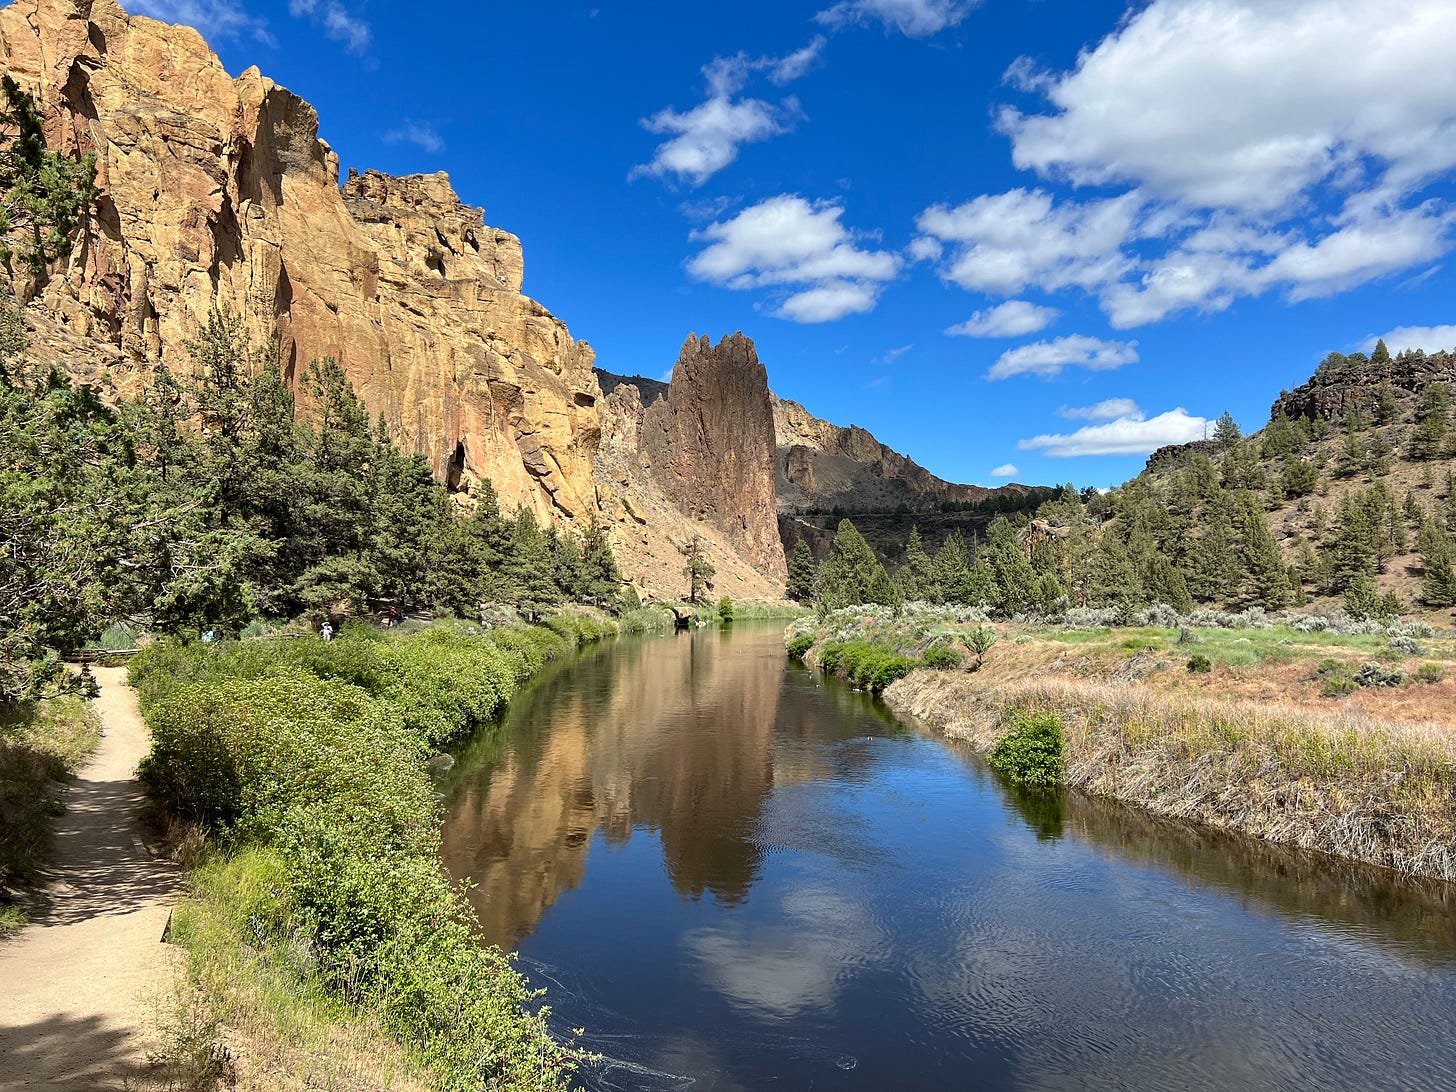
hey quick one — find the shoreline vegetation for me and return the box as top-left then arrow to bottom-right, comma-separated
130,611 -> 622,1091
787,604 -> 1456,882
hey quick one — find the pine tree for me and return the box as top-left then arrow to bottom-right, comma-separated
816,519 -> 892,610
1213,410 -> 1242,450
1343,571 -> 1380,620
1419,519 -> 1456,607
1086,531 -> 1143,610
509,508 -> 563,620
1233,491 -> 1289,608
1407,384 -> 1449,459
1371,338 -> 1392,366
982,518 -> 1038,615
894,526 -> 936,602
931,531 -> 973,604
578,518 -> 623,609
785,538 -> 817,602
680,533 -> 716,605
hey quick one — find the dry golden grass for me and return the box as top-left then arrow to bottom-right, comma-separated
889,664 -> 1456,881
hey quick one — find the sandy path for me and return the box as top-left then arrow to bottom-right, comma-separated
0,667 -> 182,1090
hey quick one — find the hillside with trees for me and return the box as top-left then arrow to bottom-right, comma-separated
795,341 -> 1456,625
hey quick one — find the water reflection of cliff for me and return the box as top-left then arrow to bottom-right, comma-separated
440,629 -> 788,948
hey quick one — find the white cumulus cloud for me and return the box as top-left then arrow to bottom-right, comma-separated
687,195 -> 901,322
919,0 -> 1456,328
989,463 -> 1019,478
1366,325 -> 1456,355
916,189 -> 1141,296
383,120 -> 444,154
289,0 -> 369,53
1057,398 -> 1141,422
987,335 -> 1138,381
1000,0 -> 1456,213
633,42 -> 824,186
816,0 -> 974,38
1018,408 -> 1209,457
946,300 -> 1059,338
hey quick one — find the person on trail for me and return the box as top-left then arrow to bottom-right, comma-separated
321,621 -> 334,641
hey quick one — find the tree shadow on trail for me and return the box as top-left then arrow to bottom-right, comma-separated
0,1011 -> 161,1091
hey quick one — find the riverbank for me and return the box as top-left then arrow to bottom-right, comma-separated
788,606 -> 1456,881
129,612 -> 618,1092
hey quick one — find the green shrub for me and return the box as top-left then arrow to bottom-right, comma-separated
1321,672 -> 1359,697
988,711 -> 1065,786
920,642 -> 963,670
133,621 -> 595,1089
1187,653 -> 1212,674
818,640 -> 916,693
786,634 -> 814,659
717,596 -> 734,624
1354,661 -> 1405,688
1416,662 -> 1446,685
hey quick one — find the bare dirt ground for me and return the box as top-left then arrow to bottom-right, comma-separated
0,667 -> 181,1090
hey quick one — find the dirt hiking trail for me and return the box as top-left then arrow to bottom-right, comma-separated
0,667 -> 181,1090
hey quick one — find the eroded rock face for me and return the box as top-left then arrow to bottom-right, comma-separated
0,0 -> 601,522
773,396 -> 997,512
640,334 -> 786,588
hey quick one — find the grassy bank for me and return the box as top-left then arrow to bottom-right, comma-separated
788,606 -> 1456,880
132,612 -> 617,1091
619,599 -> 806,634
0,695 -> 101,935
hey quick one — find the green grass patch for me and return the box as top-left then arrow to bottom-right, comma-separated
0,904 -> 26,938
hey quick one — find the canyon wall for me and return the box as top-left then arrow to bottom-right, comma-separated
1,0 -> 1022,603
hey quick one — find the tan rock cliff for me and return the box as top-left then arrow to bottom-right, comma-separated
1,0 -> 601,524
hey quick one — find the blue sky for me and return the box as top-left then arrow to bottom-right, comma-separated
128,0 -> 1456,489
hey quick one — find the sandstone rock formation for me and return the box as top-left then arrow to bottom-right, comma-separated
1,0 -> 601,524
0,0 -> 1029,603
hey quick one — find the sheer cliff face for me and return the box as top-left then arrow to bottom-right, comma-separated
640,334 -> 786,587
1,0 -> 602,523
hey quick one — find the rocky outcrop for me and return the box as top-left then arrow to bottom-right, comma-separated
1270,350 -> 1455,424
773,396 -> 1000,512
639,334 -> 786,588
1,0 -> 600,523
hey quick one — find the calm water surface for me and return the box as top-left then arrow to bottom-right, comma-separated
439,624 -> 1456,1090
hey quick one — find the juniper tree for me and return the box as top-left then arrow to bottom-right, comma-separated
785,538 -> 817,602
815,519 -> 891,610
0,76 -> 97,280
680,533 -> 716,605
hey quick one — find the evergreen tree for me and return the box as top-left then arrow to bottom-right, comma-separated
1407,383 -> 1449,459
815,519 -> 891,610
785,538 -> 817,602
1212,410 -> 1242,450
1233,491 -> 1289,608
1371,338 -> 1392,366
0,76 -> 97,279
1086,531 -> 1143,611
509,508 -> 562,620
931,531 -> 973,604
578,518 -> 623,609
1419,519 -> 1456,607
982,518 -> 1038,615
894,526 -> 935,602
680,533 -> 716,605
1343,571 -> 1381,620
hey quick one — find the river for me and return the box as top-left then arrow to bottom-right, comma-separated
439,623 -> 1456,1090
